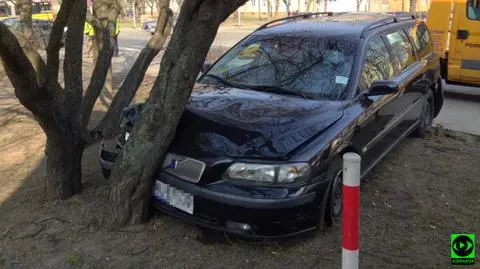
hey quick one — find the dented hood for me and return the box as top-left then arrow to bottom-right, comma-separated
166,85 -> 343,159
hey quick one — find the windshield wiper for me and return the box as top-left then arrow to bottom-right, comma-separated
202,74 -> 245,89
248,85 -> 315,100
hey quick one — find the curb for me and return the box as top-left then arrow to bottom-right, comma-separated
444,91 -> 480,102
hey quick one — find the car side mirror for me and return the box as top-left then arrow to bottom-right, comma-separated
364,80 -> 400,96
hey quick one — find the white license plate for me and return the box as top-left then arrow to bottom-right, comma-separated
153,180 -> 194,215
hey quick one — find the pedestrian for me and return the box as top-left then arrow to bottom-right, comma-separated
84,21 -> 95,58
113,18 -> 120,57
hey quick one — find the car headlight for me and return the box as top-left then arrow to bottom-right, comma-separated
223,163 -> 310,186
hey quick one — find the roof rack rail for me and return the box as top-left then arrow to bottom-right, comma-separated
255,12 -> 345,32
360,13 -> 416,37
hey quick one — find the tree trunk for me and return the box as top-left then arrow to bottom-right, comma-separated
307,0 -> 314,11
92,0 -> 173,139
274,0 -> 279,18
409,0 -> 417,12
0,20 -> 88,200
258,0 -> 262,20
80,0 -> 120,127
266,0 -> 272,17
45,126 -> 85,199
17,0 -> 33,36
104,0 -> 248,229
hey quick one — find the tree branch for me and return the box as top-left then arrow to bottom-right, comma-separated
91,1 -> 173,139
0,22 -> 41,106
63,0 -> 87,115
46,0 -> 74,82
79,27 -> 114,127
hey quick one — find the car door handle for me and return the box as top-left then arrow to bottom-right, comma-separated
457,29 -> 470,40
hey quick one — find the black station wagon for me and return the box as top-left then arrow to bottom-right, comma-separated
100,12 -> 444,238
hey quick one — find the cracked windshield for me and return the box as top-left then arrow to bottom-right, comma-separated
201,35 -> 358,100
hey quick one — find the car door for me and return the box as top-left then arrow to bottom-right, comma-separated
449,0 -> 480,85
380,28 -> 427,135
350,36 -> 399,172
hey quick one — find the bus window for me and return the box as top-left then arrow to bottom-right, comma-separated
468,0 -> 480,20
32,2 -> 51,14
0,4 -> 11,17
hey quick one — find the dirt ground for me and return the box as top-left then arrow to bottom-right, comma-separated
1,77 -> 480,268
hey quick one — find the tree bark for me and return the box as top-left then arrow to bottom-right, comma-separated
0,22 -> 88,199
104,0 -> 248,229
92,0 -> 173,139
409,0 -> 417,12
306,0 -> 314,11
44,117 -> 86,199
79,0 -> 120,127
17,0 -> 33,36
274,0 -> 279,18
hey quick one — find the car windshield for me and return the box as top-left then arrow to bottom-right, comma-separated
200,35 -> 358,100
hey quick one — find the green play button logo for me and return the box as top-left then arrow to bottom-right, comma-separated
451,234 -> 476,265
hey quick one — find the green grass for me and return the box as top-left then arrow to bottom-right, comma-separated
66,251 -> 81,266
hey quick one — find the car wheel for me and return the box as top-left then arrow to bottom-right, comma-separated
325,170 -> 343,227
414,89 -> 434,138
102,168 -> 111,179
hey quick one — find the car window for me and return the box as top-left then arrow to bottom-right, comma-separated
407,23 -> 433,58
360,36 -> 395,91
468,0 -> 480,20
201,35 -> 358,100
386,30 -> 416,71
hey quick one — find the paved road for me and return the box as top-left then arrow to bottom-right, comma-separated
117,27 -> 480,135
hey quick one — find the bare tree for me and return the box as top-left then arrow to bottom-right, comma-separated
103,0 -> 248,229
274,0 -> 280,18
93,1 -> 173,138
146,0 -> 155,16
16,0 -> 33,36
306,0 -> 315,11
266,0 -> 273,17
409,0 -> 417,12
0,0 -> 172,199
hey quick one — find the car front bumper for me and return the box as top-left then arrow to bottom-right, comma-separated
99,145 -> 330,239
153,172 -> 329,239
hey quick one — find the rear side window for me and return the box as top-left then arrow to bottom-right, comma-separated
386,30 -> 416,71
467,0 -> 480,20
407,23 -> 433,58
361,37 -> 395,90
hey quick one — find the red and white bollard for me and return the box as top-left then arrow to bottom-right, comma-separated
342,153 -> 361,269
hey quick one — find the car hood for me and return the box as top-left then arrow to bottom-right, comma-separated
166,85 -> 344,159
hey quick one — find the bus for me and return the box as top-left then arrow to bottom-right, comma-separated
0,0 -> 53,20
32,0 -> 53,20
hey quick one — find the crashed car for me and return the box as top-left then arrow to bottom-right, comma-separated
100,12 -> 443,238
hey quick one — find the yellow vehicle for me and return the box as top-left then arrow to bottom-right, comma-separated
0,1 -> 15,18
0,0 -> 53,20
426,0 -> 480,86
31,0 -> 53,20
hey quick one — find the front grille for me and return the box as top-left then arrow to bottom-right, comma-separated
162,153 -> 206,183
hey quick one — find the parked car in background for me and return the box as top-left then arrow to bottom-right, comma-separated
143,15 -> 177,35
99,12 -> 443,238
143,20 -> 156,30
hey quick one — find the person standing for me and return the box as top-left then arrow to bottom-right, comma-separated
113,18 -> 120,57
84,21 -> 95,58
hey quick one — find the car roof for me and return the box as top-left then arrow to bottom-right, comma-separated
253,12 -> 416,38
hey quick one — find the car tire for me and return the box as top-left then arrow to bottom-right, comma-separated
324,170 -> 343,227
102,167 -> 111,179
414,89 -> 434,138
